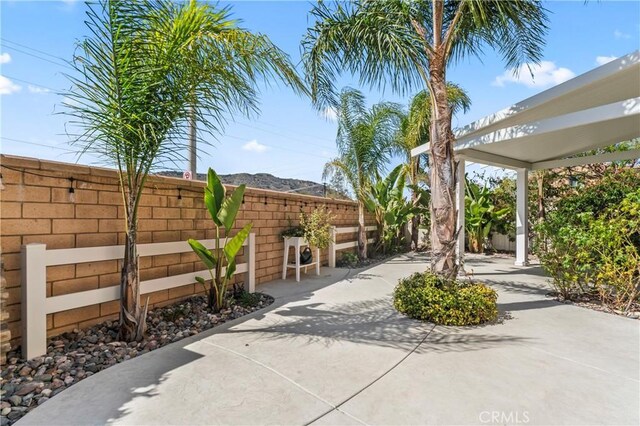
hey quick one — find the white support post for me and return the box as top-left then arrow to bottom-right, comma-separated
21,244 -> 48,360
328,226 -> 336,268
515,168 -> 529,266
456,159 -> 466,265
245,233 -> 255,293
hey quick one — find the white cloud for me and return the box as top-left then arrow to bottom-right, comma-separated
0,75 -> 21,95
595,55 -> 617,66
242,139 -> 268,153
0,53 -> 11,64
28,85 -> 51,94
322,106 -> 337,121
492,61 -> 575,88
614,30 -> 631,39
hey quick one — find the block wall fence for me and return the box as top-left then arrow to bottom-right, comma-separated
0,154 -> 374,353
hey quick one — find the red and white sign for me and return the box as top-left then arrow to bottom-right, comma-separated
183,171 -> 192,180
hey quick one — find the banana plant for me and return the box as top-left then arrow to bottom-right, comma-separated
365,164 -> 415,253
465,177 -> 510,253
188,168 -> 252,311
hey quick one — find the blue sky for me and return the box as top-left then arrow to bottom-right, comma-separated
1,0 -> 639,182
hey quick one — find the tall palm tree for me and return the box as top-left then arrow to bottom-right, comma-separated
396,84 -> 471,250
322,87 -> 402,259
65,0 -> 306,341
303,0 -> 548,277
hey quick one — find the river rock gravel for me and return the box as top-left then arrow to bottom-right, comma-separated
0,293 -> 274,425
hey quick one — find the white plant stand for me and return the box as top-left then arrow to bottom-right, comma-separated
282,236 -> 320,282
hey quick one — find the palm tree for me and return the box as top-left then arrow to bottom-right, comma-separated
303,0 -> 548,277
396,84 -> 471,251
65,0 -> 306,341
322,87 -> 403,259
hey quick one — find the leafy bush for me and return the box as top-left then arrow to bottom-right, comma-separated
535,170 -> 640,311
300,205 -> 335,249
338,251 -> 359,268
393,272 -> 498,325
234,291 -> 262,308
281,206 -> 335,250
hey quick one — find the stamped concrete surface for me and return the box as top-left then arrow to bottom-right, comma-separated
17,254 -> 640,425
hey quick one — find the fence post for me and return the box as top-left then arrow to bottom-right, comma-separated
328,226 -> 336,268
245,233 -> 256,293
21,244 -> 47,360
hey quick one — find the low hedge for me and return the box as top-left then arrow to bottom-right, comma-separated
393,272 -> 498,326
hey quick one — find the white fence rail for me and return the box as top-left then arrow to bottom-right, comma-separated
21,234 -> 255,359
328,225 -> 376,268
491,233 -> 516,252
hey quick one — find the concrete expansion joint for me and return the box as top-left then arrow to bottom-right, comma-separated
304,323 -> 438,426
198,340 -> 368,425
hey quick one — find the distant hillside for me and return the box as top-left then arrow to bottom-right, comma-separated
158,171 -> 351,200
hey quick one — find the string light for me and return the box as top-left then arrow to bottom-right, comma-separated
68,177 -> 75,203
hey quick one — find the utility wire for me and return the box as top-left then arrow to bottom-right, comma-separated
1,75 -> 59,93
1,136 -> 75,152
1,37 -> 69,62
234,120 -> 336,150
2,44 -> 74,71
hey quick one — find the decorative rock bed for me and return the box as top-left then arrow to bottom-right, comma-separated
0,293 -> 274,425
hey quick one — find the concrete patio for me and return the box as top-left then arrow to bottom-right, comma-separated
17,254 -> 640,425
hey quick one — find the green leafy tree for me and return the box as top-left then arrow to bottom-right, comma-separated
303,0 -> 548,277
322,87 -> 403,259
65,0 -> 305,341
189,169 -> 252,312
395,85 -> 470,250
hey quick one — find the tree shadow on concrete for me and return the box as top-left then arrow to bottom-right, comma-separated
18,338 -> 204,426
468,265 -> 548,278
227,297 -> 529,355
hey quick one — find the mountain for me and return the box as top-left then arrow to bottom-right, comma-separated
157,171 -> 351,199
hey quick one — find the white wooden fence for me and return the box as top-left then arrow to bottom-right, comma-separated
328,225 -> 377,268
21,234 -> 255,359
491,233 -> 516,252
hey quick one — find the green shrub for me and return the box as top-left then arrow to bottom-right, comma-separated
393,272 -> 498,326
234,291 -> 262,308
534,172 -> 640,311
338,251 -> 359,268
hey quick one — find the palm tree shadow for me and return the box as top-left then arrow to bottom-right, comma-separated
228,297 -> 529,353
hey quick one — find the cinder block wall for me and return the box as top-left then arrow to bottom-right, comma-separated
0,154 -> 374,352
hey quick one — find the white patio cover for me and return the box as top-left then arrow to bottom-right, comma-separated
412,50 -> 640,266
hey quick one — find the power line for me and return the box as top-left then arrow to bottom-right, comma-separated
1,37 -> 68,62
2,44 -> 74,71
1,136 -> 75,153
234,119 -> 337,148
1,75 -> 59,93
220,133 -> 332,160
233,120 -> 335,151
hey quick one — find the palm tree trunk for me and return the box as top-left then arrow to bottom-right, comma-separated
119,212 -> 145,341
357,202 -> 368,260
429,66 -> 458,278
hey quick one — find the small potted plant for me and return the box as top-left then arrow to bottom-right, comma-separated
281,205 -> 334,268
299,206 -> 334,251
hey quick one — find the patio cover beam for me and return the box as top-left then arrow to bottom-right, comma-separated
531,148 -> 640,170
457,150 -> 532,170
453,97 -> 640,157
